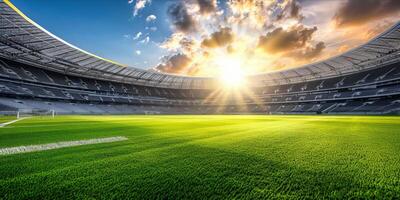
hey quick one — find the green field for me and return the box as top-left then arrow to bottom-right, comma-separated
0,116 -> 16,124
0,115 -> 400,199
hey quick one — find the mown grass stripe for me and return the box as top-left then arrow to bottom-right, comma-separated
0,136 -> 128,155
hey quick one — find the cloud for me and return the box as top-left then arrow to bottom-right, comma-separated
146,15 -> 157,22
257,26 -> 318,54
303,42 -> 325,59
289,0 -> 303,20
196,0 -> 217,14
146,0 -> 398,76
135,50 -> 142,55
363,20 -> 395,39
140,36 -> 150,44
226,0 -> 273,31
290,42 -> 326,60
201,28 -> 234,48
177,38 -> 197,54
133,32 -> 142,40
334,0 -> 400,27
277,0 -> 304,21
160,33 -> 198,54
145,26 -> 158,32
131,0 -> 151,16
155,54 -> 192,74
167,2 -> 197,32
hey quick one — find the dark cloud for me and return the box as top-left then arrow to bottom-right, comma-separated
289,0 -> 303,20
290,42 -> 326,60
303,42 -> 325,59
257,26 -> 318,54
334,0 -> 400,27
155,54 -> 191,74
201,28 -> 234,48
196,0 -> 217,14
277,0 -> 304,21
167,2 -> 197,32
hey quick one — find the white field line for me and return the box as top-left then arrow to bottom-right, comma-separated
0,136 -> 128,155
0,117 -> 29,128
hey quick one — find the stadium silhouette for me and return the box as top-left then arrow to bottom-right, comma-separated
1,0 -> 400,199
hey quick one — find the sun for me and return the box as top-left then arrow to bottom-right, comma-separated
215,56 -> 247,88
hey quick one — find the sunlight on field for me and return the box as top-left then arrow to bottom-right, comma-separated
0,115 -> 400,199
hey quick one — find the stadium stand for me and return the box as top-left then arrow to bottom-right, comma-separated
1,1 -> 400,115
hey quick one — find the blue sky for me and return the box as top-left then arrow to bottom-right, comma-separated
11,0 -> 173,69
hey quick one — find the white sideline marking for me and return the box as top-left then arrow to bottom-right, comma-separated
0,136 -> 128,155
0,117 -> 29,128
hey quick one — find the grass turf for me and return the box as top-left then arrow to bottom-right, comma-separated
0,116 -> 16,124
0,115 -> 399,199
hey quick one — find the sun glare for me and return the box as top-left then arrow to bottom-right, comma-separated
216,57 -> 246,88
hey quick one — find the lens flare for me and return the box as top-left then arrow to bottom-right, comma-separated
215,56 -> 246,88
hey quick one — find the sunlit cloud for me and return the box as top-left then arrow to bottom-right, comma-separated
149,0 -> 399,77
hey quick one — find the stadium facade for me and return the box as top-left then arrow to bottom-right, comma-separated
1,1 -> 400,115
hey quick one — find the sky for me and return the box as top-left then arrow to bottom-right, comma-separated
10,0 -> 400,77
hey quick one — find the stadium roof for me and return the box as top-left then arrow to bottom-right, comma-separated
1,0 -> 400,89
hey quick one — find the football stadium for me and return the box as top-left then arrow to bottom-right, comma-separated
1,0 -> 400,199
